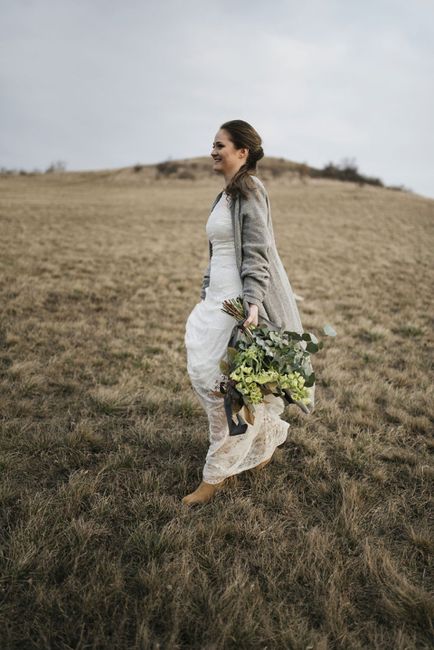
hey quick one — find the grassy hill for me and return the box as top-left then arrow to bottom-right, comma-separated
0,169 -> 433,648
2,153 -> 405,191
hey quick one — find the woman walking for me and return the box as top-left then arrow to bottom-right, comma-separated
183,119 -> 314,505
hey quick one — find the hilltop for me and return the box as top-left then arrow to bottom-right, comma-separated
1,154 -> 412,194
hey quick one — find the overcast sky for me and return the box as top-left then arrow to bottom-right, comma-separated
1,0 -> 433,198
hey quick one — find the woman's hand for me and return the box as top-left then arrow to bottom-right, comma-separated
243,303 -> 259,328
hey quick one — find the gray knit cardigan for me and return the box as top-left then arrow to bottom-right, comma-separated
200,175 -> 305,335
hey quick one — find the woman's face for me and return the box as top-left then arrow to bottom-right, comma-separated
211,128 -> 249,178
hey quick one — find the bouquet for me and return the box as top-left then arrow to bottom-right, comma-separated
215,296 -> 336,435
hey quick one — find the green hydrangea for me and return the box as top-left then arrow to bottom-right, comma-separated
220,296 -> 325,415
230,364 -> 253,382
235,344 -> 263,362
226,325 -> 315,408
254,369 -> 279,384
278,371 -> 309,401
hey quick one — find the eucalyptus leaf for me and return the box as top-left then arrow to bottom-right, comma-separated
323,323 -> 337,337
285,331 -> 302,340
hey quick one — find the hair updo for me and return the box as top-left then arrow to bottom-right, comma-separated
219,119 -> 264,201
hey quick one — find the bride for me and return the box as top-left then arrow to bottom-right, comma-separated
183,119 -> 314,506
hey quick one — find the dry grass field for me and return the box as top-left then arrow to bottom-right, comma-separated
0,167 -> 433,649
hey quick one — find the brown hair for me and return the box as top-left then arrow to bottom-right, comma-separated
219,119 -> 264,201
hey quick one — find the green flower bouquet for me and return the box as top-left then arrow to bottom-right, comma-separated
215,296 -> 336,435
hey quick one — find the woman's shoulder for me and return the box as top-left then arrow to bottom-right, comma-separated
250,174 -> 265,188
247,175 -> 269,204
249,175 -> 268,196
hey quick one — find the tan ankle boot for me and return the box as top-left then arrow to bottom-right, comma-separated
181,479 -> 226,506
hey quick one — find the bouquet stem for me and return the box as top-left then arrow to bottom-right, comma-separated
221,297 -> 255,341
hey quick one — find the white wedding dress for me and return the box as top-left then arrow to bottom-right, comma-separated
184,191 -> 289,485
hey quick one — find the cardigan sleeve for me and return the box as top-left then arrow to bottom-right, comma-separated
200,241 -> 213,300
240,186 -> 271,307
200,261 -> 210,300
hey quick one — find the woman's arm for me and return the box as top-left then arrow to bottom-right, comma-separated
240,185 -> 271,308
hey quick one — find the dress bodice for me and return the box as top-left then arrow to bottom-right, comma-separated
203,190 -> 241,298
206,192 -> 235,258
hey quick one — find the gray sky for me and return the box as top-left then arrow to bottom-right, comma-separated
1,0 -> 434,198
